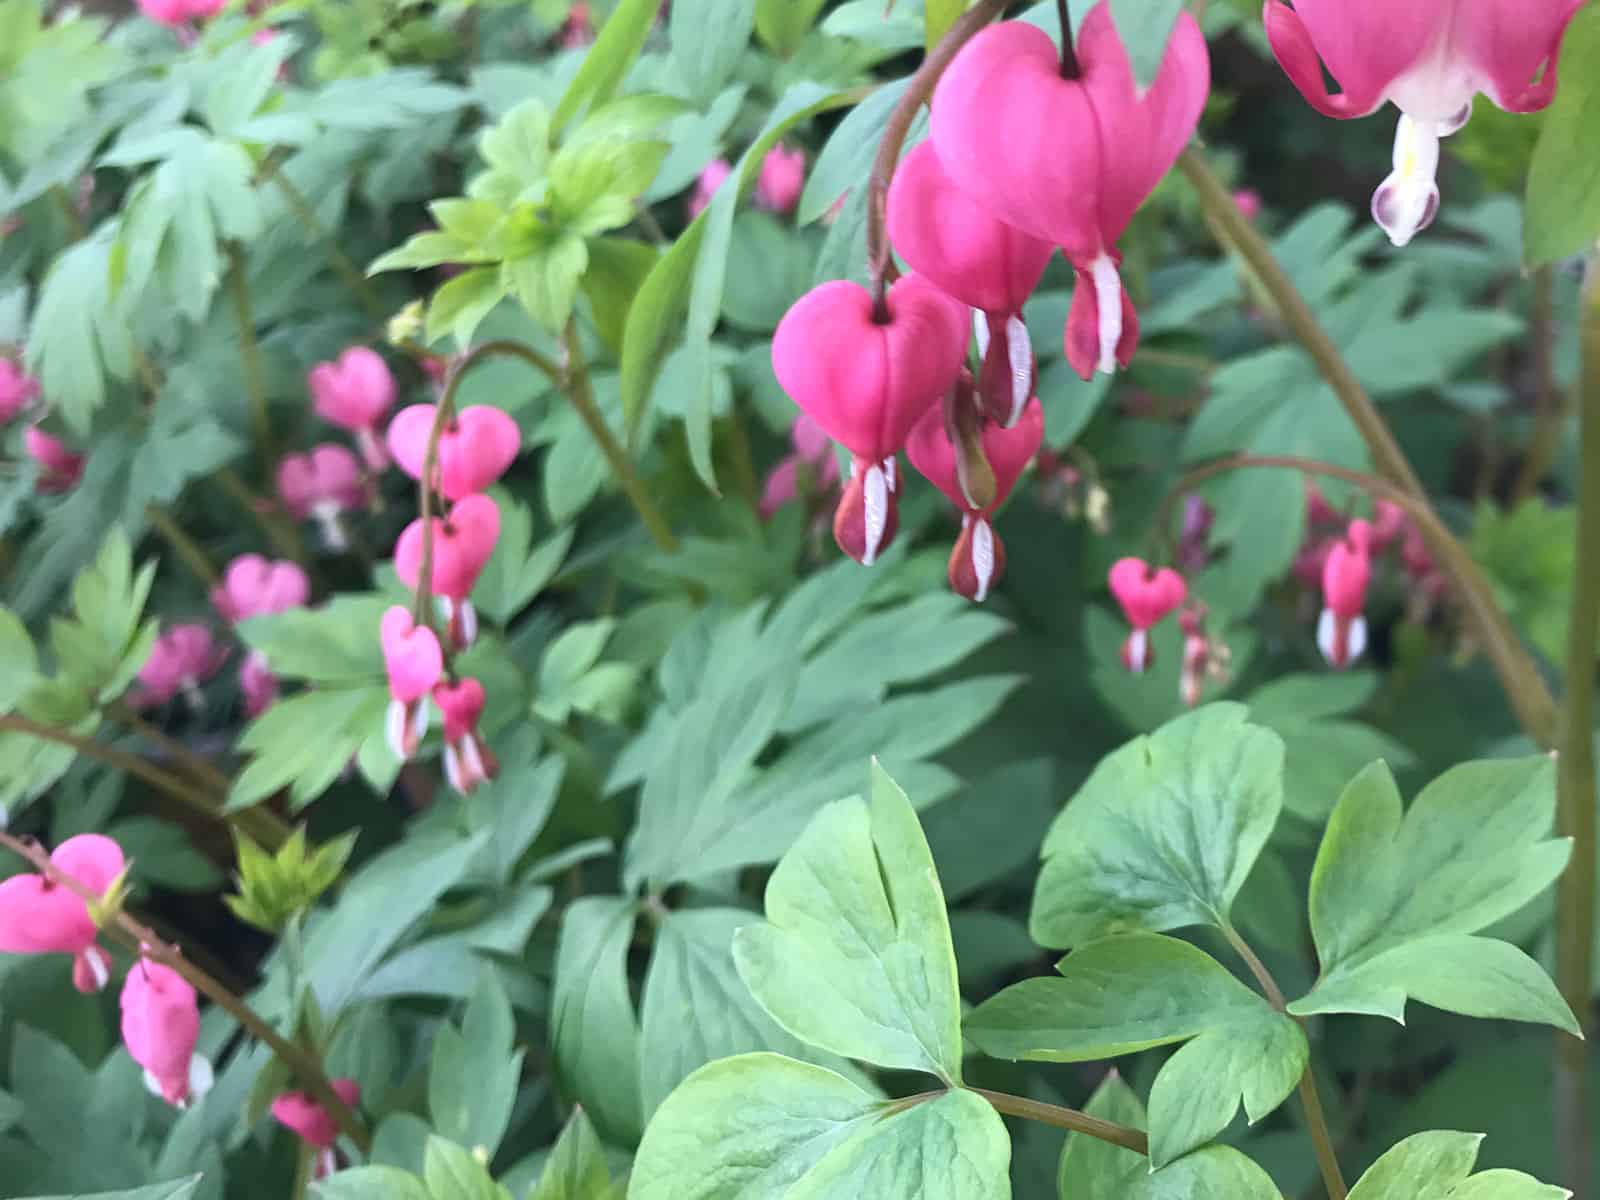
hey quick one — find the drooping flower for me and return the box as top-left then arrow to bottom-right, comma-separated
213,555 -> 311,624
134,625 -> 227,709
760,414 -> 842,519
1318,517 -> 1373,668
238,649 -> 279,717
273,1079 -> 361,1179
0,359 -> 39,423
688,159 -> 732,220
121,959 -> 212,1107
1107,557 -> 1188,673
381,606 -> 444,760
1264,0 -> 1584,246
277,445 -> 366,550
386,405 -> 521,502
887,142 -> 1054,428
772,275 -> 969,565
433,678 -> 498,795
560,1 -> 595,48
24,426 -> 83,493
309,348 -> 397,471
906,393 -> 1044,602
137,0 -> 227,25
931,7 -> 1210,379
393,493 -> 501,648
755,144 -> 807,215
0,834 -> 125,993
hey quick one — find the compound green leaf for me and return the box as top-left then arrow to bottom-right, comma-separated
1348,1131 -> 1567,1200
553,896 -> 644,1144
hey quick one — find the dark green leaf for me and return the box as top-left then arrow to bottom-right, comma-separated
553,897 -> 644,1144
669,0 -> 756,105
1524,5 -> 1600,265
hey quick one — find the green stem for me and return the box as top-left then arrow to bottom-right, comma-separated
1178,148 -> 1560,748
1221,924 -> 1348,1200
966,1088 -> 1149,1154
0,831 -> 369,1153
107,700 -> 235,796
409,388 -> 456,631
226,244 -> 273,466
1514,266 -> 1562,503
145,505 -> 221,588
1554,261 -> 1600,1200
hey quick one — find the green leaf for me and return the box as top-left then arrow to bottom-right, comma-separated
228,686 -> 390,812
669,0 -> 756,104
428,267 -> 508,349
430,970 -> 524,1158
313,1166 -> 432,1200
629,1054 -> 880,1200
582,236 -> 660,355
1,610 -> 40,712
479,98 -> 553,192
1108,0 -> 1185,91
549,137 -> 669,236
25,1182 -> 203,1200
754,0 -> 830,56
1058,1073 -> 1147,1199
24,229 -> 135,435
1348,1131 -> 1568,1200
424,1136 -> 512,1200
620,220 -> 705,441
733,764 -> 965,1083
1030,704 -> 1285,949
796,78 -> 913,226
553,897 -> 644,1144
1290,758 -> 1575,1031
926,0 -> 970,51
505,233 -> 589,333
532,1108 -> 611,1200
1524,4 -> 1600,265
1125,1148 -> 1286,1200
236,595 -> 389,684
966,933 -> 1306,1167
553,0 -> 662,133
1469,499 -> 1576,664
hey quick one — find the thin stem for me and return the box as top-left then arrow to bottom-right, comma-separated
0,832 -> 369,1153
560,323 -> 681,553
226,244 -> 272,466
1221,924 -> 1348,1200
261,164 -> 388,322
1178,148 -> 1560,747
1554,261 -> 1600,1200
1054,0 -> 1080,77
145,505 -> 221,588
865,0 -> 1009,309
1514,266 -> 1562,503
409,391 -> 456,629
966,1088 -> 1149,1155
108,700 -> 235,795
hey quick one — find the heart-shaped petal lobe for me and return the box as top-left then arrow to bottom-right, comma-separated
393,494 -> 501,600
1108,557 -> 1188,630
387,405 -> 521,500
380,606 -> 444,703
906,397 -> 1044,516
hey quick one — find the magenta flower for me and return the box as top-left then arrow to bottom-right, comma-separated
1108,557 -> 1188,673
688,159 -> 732,220
134,625 -> 226,710
433,677 -> 497,795
238,650 -> 279,717
24,426 -> 83,493
381,606 -> 444,760
386,404 -> 521,502
393,493 -> 501,649
309,348 -> 397,471
1266,0 -> 1583,245
277,445 -> 365,550
888,142 -> 1054,428
906,395 -> 1044,602
0,359 -> 39,423
0,834 -> 125,994
931,8 -> 1210,378
1233,188 -> 1264,223
759,414 -> 842,519
213,555 -> 310,624
121,959 -> 211,1107
273,1079 -> 361,1178
772,276 -> 969,565
755,144 -> 807,215
137,0 -> 226,24
1318,518 -> 1373,668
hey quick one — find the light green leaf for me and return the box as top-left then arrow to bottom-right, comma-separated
532,1108 -> 611,1200
237,595 -> 388,684
0,609 -> 39,712
228,686 -> 390,812
620,220 -> 705,441
1058,1073 -> 1147,1199
1290,758 -> 1574,1030
479,98 -> 552,190
1524,4 -> 1600,265
1126,1148 -> 1287,1200
583,236 -> 660,355
553,0 -> 662,132
927,0 -> 970,51
1348,1131 -> 1567,1200
796,78 -> 913,226
966,933 -> 1306,1166
754,0 -> 830,55
549,137 -> 670,235
733,764 -> 966,1082
505,234 -> 589,333
25,229 -> 135,434
427,267 -> 508,349
313,1167 -> 431,1200
1030,704 -> 1285,948
553,897 -> 644,1144
425,1136 -> 512,1200
669,0 -> 756,104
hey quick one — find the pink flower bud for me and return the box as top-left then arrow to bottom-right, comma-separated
561,1 -> 595,48
1318,519 -> 1373,668
272,1079 -> 361,1151
0,359 -> 39,423
134,625 -> 226,709
1232,189 -> 1263,222
759,415 -> 841,519
121,960 -> 209,1107
0,835 -> 124,993
24,426 -> 83,493
688,159 -> 732,220
755,144 -> 807,215
309,348 -> 396,469
1108,557 -> 1188,674
386,405 -> 520,502
212,555 -> 310,624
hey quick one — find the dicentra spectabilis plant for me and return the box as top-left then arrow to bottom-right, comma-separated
1,0 -> 1598,1197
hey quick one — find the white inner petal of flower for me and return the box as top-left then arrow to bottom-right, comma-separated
1005,314 -> 1031,426
861,462 -> 889,566
970,519 -> 995,603
1373,112 -> 1444,247
972,308 -> 990,360
1090,254 -> 1123,375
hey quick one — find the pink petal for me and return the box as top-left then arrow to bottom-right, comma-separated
52,834 -> 126,895
432,677 -> 487,743
1064,261 -> 1140,380
380,607 -> 444,703
906,397 -> 1044,517
120,960 -> 200,1105
386,405 -> 439,482
1265,0 -> 1447,118
0,875 -> 96,954
1454,0 -> 1585,112
1109,557 -> 1187,629
948,516 -> 1005,603
437,407 -> 520,500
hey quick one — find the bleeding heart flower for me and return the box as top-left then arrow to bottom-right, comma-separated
906,397 -> 1043,603
1319,517 -> 1373,668
0,359 -> 39,422
1265,0 -> 1583,246
24,426 -> 83,493
134,625 -> 227,709
760,414 -> 842,519
688,159 -> 732,220
773,275 -> 969,565
121,959 -> 212,1108
1108,556 -> 1188,673
381,606 -> 443,759
0,834 -> 125,994
277,445 -> 365,549
387,405 -> 521,502
931,8 -> 1210,378
273,1078 -> 360,1177
888,142 -> 1054,427
433,677 -> 498,795
755,144 -> 807,215
239,651 -> 279,717
213,555 -> 310,624
309,348 -> 397,471
394,493 -> 500,601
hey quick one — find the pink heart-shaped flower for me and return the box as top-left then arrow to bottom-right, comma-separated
213,555 -> 311,623
1323,519 -> 1373,618
120,959 -> 201,1107
387,405 -> 521,501
1108,557 -> 1188,630
433,677 -> 487,743
309,347 -> 395,432
272,1079 -> 362,1150
0,876 -> 96,955
276,445 -> 364,519
380,606 -> 444,703
393,494 -> 501,601
772,275 -> 969,462
906,397 -> 1044,516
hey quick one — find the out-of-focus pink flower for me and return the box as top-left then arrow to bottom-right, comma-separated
277,445 -> 365,549
0,835 -> 124,994
309,348 -> 396,471
386,405 -> 520,502
134,625 -> 226,709
393,494 -> 500,650
121,959 -> 211,1108
213,555 -> 310,624
24,427 -> 83,492
1233,189 -> 1263,222
137,0 -> 227,25
1318,518 -> 1373,668
0,359 -> 39,423
1108,557 -> 1188,673
760,414 -> 842,519
273,1078 -> 360,1176
561,1 -> 595,47
433,678 -> 497,795
688,159 -> 732,220
381,606 -> 443,760
755,144 -> 807,215
239,651 -> 279,717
